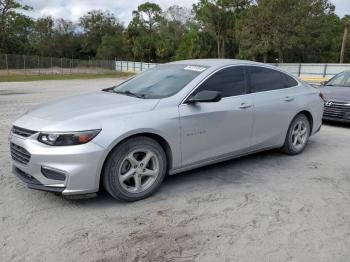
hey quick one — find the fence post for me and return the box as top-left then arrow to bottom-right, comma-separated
5,54 -> 9,75
323,64 -> 328,78
121,59 -> 123,72
51,57 -> 53,75
23,55 -> 26,75
148,62 -> 150,69
140,60 -> 143,72
297,63 -> 302,77
37,56 -> 40,75
127,61 -> 129,72
134,60 -> 136,72
61,58 -> 63,75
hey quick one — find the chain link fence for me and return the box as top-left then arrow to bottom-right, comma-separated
3,54 -> 350,82
0,54 -> 116,76
115,60 -> 350,83
115,61 -> 158,73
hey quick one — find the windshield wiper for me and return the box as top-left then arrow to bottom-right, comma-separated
102,87 -> 115,92
114,90 -> 145,98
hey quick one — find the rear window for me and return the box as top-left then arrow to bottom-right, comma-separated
249,66 -> 285,92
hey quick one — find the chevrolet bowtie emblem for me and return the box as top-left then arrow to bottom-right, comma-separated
325,101 -> 333,106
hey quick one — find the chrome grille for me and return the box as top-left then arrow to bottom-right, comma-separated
324,101 -> 350,119
11,126 -> 37,137
10,143 -> 31,165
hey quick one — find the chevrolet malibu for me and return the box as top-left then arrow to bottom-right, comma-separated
10,59 -> 324,201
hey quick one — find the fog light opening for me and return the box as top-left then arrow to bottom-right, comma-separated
41,167 -> 66,181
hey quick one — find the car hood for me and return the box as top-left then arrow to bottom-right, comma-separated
319,86 -> 350,102
15,91 -> 159,131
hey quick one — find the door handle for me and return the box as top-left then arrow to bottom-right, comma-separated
239,103 -> 252,109
284,96 -> 294,102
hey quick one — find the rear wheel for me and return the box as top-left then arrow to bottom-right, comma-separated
102,136 -> 167,201
281,114 -> 310,155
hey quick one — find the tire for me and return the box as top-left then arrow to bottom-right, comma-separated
102,136 -> 167,202
280,114 -> 311,155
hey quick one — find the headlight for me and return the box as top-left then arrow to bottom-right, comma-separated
38,129 -> 101,146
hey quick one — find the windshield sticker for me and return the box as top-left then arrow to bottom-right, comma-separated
184,65 -> 207,72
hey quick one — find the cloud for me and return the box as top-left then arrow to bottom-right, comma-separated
21,0 -> 198,24
332,0 -> 350,18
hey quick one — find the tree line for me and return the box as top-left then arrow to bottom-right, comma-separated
0,0 -> 349,63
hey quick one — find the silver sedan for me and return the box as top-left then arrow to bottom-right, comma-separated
10,59 -> 324,201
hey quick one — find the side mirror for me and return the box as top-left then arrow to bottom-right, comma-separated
320,81 -> 327,86
187,90 -> 222,104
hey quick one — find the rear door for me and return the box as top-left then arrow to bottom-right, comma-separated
179,66 -> 254,167
247,66 -> 300,150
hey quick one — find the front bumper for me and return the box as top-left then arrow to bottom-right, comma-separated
10,132 -> 106,195
13,166 -> 66,193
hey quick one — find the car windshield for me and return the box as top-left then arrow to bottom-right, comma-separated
326,72 -> 350,87
112,64 -> 207,99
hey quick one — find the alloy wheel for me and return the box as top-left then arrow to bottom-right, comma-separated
118,149 -> 160,193
291,120 -> 308,150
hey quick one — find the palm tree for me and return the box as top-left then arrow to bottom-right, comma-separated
340,15 -> 350,63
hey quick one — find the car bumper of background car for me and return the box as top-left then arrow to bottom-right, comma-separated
323,115 -> 350,123
10,133 -> 106,195
323,101 -> 350,123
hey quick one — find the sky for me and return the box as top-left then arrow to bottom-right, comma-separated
21,0 -> 350,25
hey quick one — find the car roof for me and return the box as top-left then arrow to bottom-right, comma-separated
169,58 -> 301,83
170,58 -> 266,68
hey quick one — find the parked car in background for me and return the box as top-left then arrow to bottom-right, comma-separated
10,59 -> 324,202
319,71 -> 350,123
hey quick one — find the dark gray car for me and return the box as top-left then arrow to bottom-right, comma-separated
319,71 -> 350,123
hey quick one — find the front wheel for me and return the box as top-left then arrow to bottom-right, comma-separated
281,114 -> 310,155
102,136 -> 167,201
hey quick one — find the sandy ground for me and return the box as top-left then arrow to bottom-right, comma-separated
0,79 -> 350,262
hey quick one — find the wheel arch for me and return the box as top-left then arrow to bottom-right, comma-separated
98,131 -> 173,190
297,110 -> 314,135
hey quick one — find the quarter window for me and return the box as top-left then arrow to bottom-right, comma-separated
283,73 -> 298,87
249,66 -> 286,92
192,66 -> 247,98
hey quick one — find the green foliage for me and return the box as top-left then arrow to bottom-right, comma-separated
175,25 -> 217,60
0,0 -> 33,53
0,0 -> 349,63
79,10 -> 124,57
193,0 -> 250,58
96,32 -> 128,59
30,16 -> 55,56
237,0 -> 340,62
127,2 -> 163,61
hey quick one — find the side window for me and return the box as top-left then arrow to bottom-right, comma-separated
192,66 -> 247,98
249,66 -> 285,92
283,73 -> 298,87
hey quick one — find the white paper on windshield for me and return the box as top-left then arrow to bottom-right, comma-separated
184,66 -> 206,72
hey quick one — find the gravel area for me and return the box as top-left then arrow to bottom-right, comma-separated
0,79 -> 350,262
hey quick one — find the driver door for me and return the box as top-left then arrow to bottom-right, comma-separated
179,66 -> 254,167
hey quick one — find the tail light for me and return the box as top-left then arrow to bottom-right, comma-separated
319,91 -> 325,101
